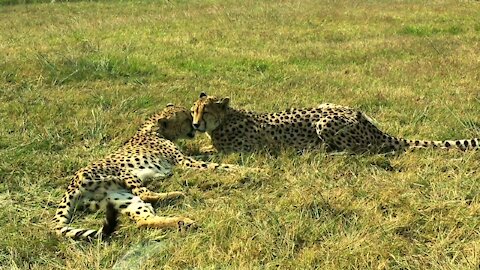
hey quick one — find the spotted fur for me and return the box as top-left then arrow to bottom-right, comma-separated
191,93 -> 478,154
53,104 -> 239,240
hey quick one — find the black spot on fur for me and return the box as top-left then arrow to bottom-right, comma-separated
444,141 -> 451,147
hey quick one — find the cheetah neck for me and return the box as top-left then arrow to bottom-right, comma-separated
210,107 -> 263,134
128,122 -> 166,143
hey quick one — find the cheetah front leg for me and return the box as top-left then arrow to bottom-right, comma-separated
180,156 -> 266,175
178,156 -> 241,171
138,189 -> 185,203
199,145 -> 218,155
134,187 -> 185,203
108,191 -> 194,231
121,173 -> 184,203
154,191 -> 185,201
172,147 -> 262,173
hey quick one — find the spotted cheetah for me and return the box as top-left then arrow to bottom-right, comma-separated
53,104 -> 241,240
191,93 -> 478,154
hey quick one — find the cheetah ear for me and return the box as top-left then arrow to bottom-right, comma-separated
217,97 -> 230,107
199,92 -> 207,98
166,103 -> 175,107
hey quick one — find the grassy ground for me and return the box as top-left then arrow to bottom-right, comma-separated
1,0 -> 480,269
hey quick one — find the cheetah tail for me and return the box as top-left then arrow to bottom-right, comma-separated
102,201 -> 119,238
403,138 -> 479,151
53,194 -> 118,240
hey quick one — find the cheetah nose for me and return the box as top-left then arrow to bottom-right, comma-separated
192,123 -> 200,129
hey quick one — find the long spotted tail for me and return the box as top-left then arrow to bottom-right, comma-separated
402,138 -> 478,151
382,135 -> 479,152
53,193 -> 119,240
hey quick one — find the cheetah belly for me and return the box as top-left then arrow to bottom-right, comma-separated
130,159 -> 173,181
79,182 -> 124,210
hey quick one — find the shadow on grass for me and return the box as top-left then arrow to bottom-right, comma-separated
112,241 -> 169,270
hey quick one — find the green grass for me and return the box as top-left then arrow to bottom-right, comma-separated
1,0 -> 480,269
399,25 -> 464,37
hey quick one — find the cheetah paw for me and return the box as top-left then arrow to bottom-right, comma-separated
177,218 -> 197,232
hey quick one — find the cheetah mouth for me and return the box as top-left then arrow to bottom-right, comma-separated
192,123 -> 206,132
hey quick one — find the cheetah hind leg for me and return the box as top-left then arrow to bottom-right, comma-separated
108,191 -> 195,231
121,173 -> 184,203
137,216 -> 196,231
139,190 -> 185,203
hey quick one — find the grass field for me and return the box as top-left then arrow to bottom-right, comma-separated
1,0 -> 480,269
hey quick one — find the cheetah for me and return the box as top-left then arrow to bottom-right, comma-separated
191,93 -> 478,154
53,104 -> 240,240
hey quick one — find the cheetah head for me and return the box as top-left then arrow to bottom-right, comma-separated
191,92 -> 230,132
152,104 -> 196,140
